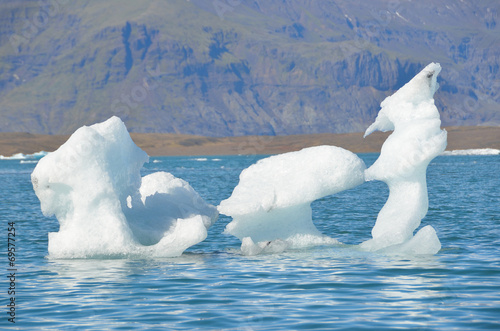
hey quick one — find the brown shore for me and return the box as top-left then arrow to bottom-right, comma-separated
0,126 -> 498,157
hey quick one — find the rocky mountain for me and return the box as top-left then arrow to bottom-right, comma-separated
0,0 -> 498,135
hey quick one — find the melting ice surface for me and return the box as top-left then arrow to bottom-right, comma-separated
218,146 -> 366,255
31,117 -> 218,258
360,62 -> 446,254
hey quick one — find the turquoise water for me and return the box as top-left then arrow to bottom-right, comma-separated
2,154 -> 500,330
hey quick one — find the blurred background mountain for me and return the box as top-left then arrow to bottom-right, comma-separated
0,0 -> 498,136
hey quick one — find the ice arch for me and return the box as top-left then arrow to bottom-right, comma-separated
218,146 -> 366,255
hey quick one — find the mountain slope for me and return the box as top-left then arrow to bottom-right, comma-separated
0,0 -> 498,135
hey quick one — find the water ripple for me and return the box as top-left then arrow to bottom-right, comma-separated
2,155 -> 500,329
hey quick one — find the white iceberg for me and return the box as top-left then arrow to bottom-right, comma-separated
219,64 -> 446,256
360,62 -> 446,254
31,116 -> 218,258
219,146 -> 366,253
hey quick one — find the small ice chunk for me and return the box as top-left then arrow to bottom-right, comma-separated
0,151 -> 48,160
442,148 -> 500,156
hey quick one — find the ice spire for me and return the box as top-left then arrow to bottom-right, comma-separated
361,63 -> 447,254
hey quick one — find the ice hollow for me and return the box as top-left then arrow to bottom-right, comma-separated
31,116 -> 218,258
361,62 -> 446,254
218,146 -> 366,253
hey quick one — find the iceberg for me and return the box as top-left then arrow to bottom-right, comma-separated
219,64 -> 446,256
219,146 -> 366,253
360,62 -> 446,254
31,117 -> 218,258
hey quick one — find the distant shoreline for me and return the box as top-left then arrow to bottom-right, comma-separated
0,126 -> 498,157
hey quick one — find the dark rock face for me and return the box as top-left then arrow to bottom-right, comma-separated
0,0 -> 498,135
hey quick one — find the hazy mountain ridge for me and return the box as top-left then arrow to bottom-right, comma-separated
0,0 -> 498,135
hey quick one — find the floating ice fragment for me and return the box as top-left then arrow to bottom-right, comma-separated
31,116 -> 217,258
442,148 -> 500,156
0,151 -> 48,160
361,63 -> 446,254
219,146 -> 366,254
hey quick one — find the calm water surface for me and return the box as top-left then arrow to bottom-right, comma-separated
1,154 -> 499,330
